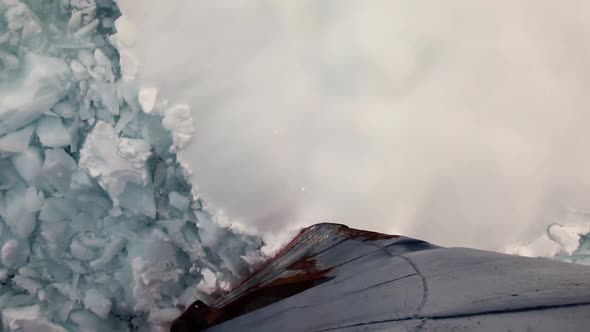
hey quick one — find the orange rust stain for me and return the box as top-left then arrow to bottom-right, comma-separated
171,223 -> 399,331
287,255 -> 319,271
215,254 -> 333,320
172,253 -> 332,331
216,226 -> 313,300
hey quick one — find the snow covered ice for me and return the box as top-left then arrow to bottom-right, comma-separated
0,1 -> 263,330
505,210 -> 590,266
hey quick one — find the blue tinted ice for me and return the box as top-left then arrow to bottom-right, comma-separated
0,1 -> 264,330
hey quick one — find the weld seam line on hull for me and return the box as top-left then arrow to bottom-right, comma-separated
310,301 -> 590,332
349,273 -> 418,295
235,305 -> 311,329
395,255 -> 429,313
324,247 -> 386,271
394,254 -> 428,331
235,274 -> 419,332
382,238 -> 426,247
382,239 -> 439,251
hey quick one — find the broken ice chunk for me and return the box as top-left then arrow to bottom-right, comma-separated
18,267 -> 40,279
51,101 -> 75,119
0,54 -> 71,136
78,49 -> 94,67
0,50 -> 20,71
80,121 -> 151,204
118,79 -> 141,112
0,160 -> 23,190
3,294 -> 36,308
83,289 -> 112,319
69,309 -> 120,331
74,18 -> 99,38
10,146 -> 43,184
91,80 -> 119,116
94,49 -> 113,73
119,49 -> 139,79
10,318 -> 67,332
13,276 -> 42,295
39,197 -> 73,222
138,86 -> 158,114
118,183 -> 156,218
57,300 -> 74,322
0,125 -> 34,153
114,107 -> 137,133
148,307 -> 181,325
2,305 -> 41,330
140,114 -> 175,156
128,230 -> 184,312
67,11 -> 82,32
89,235 -> 126,268
2,186 -> 42,238
196,210 -> 225,248
40,220 -> 68,247
159,219 -> 206,261
0,269 -> 8,282
36,116 -> 71,148
50,283 -> 79,303
70,59 -> 89,81
162,104 -> 194,151
1,240 -> 30,268
197,268 -> 217,295
169,191 -> 189,211
42,149 -> 77,193
118,137 -> 152,168
70,240 -> 97,261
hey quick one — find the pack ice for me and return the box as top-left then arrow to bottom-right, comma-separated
0,1 -> 263,330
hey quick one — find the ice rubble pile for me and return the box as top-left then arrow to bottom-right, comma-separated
505,211 -> 590,265
0,0 -> 263,330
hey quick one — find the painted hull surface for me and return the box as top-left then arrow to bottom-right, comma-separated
172,223 -> 590,331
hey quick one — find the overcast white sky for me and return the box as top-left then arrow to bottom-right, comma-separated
119,0 -> 590,250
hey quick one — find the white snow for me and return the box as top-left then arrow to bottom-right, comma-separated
506,223 -> 590,259
138,86 -> 158,114
113,16 -> 136,48
110,16 -> 140,79
162,104 -> 194,151
121,0 -> 590,251
197,268 -> 217,295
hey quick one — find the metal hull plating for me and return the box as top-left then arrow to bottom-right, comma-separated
173,223 -> 590,331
